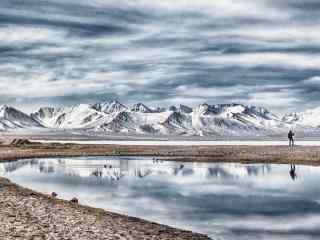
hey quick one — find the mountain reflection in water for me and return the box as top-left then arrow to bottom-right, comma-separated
0,157 -> 320,240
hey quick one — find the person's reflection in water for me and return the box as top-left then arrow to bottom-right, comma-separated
290,164 -> 297,180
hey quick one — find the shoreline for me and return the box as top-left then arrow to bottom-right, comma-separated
0,177 -> 210,240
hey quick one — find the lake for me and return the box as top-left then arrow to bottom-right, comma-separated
0,157 -> 319,240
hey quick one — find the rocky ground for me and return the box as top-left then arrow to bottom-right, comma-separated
0,177 -> 210,240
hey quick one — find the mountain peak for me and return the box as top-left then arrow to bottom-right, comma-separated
0,105 -> 26,117
282,106 -> 320,127
131,103 -> 153,113
169,105 -> 192,114
0,105 -> 9,116
93,100 -> 127,114
0,105 -> 42,130
179,104 -> 192,114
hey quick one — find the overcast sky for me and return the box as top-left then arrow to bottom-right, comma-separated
1,0 -> 320,114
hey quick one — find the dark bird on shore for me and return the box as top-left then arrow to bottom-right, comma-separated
51,192 -> 58,198
70,197 -> 79,204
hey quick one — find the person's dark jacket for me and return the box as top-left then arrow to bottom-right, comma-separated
288,131 -> 294,139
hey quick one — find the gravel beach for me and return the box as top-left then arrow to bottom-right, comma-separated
0,177 -> 211,240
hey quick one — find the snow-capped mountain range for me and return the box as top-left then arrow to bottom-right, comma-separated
1,100 -> 320,136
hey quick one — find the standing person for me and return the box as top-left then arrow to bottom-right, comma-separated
288,130 -> 295,147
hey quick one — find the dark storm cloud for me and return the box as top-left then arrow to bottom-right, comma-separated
273,0 -> 320,11
0,0 -> 319,114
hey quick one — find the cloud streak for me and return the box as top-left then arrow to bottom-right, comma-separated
0,0 -> 319,114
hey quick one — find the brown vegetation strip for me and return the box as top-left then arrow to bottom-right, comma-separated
1,142 -> 320,166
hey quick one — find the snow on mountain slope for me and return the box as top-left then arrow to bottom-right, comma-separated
191,103 -> 283,136
179,104 -> 193,114
97,111 -> 135,133
96,111 -> 190,134
169,105 -> 193,114
31,101 -> 193,135
92,100 -> 127,114
0,105 -> 42,131
31,104 -> 113,129
95,102 -> 283,136
133,111 -> 192,134
131,103 -> 154,113
161,112 -> 193,134
282,107 -> 320,128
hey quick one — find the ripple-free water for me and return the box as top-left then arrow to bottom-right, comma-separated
0,157 -> 320,240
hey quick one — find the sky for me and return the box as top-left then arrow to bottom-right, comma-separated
1,0 -> 320,114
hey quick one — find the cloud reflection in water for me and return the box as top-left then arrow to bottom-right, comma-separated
0,156 -> 320,240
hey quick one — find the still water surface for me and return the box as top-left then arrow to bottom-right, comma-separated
0,157 -> 320,240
